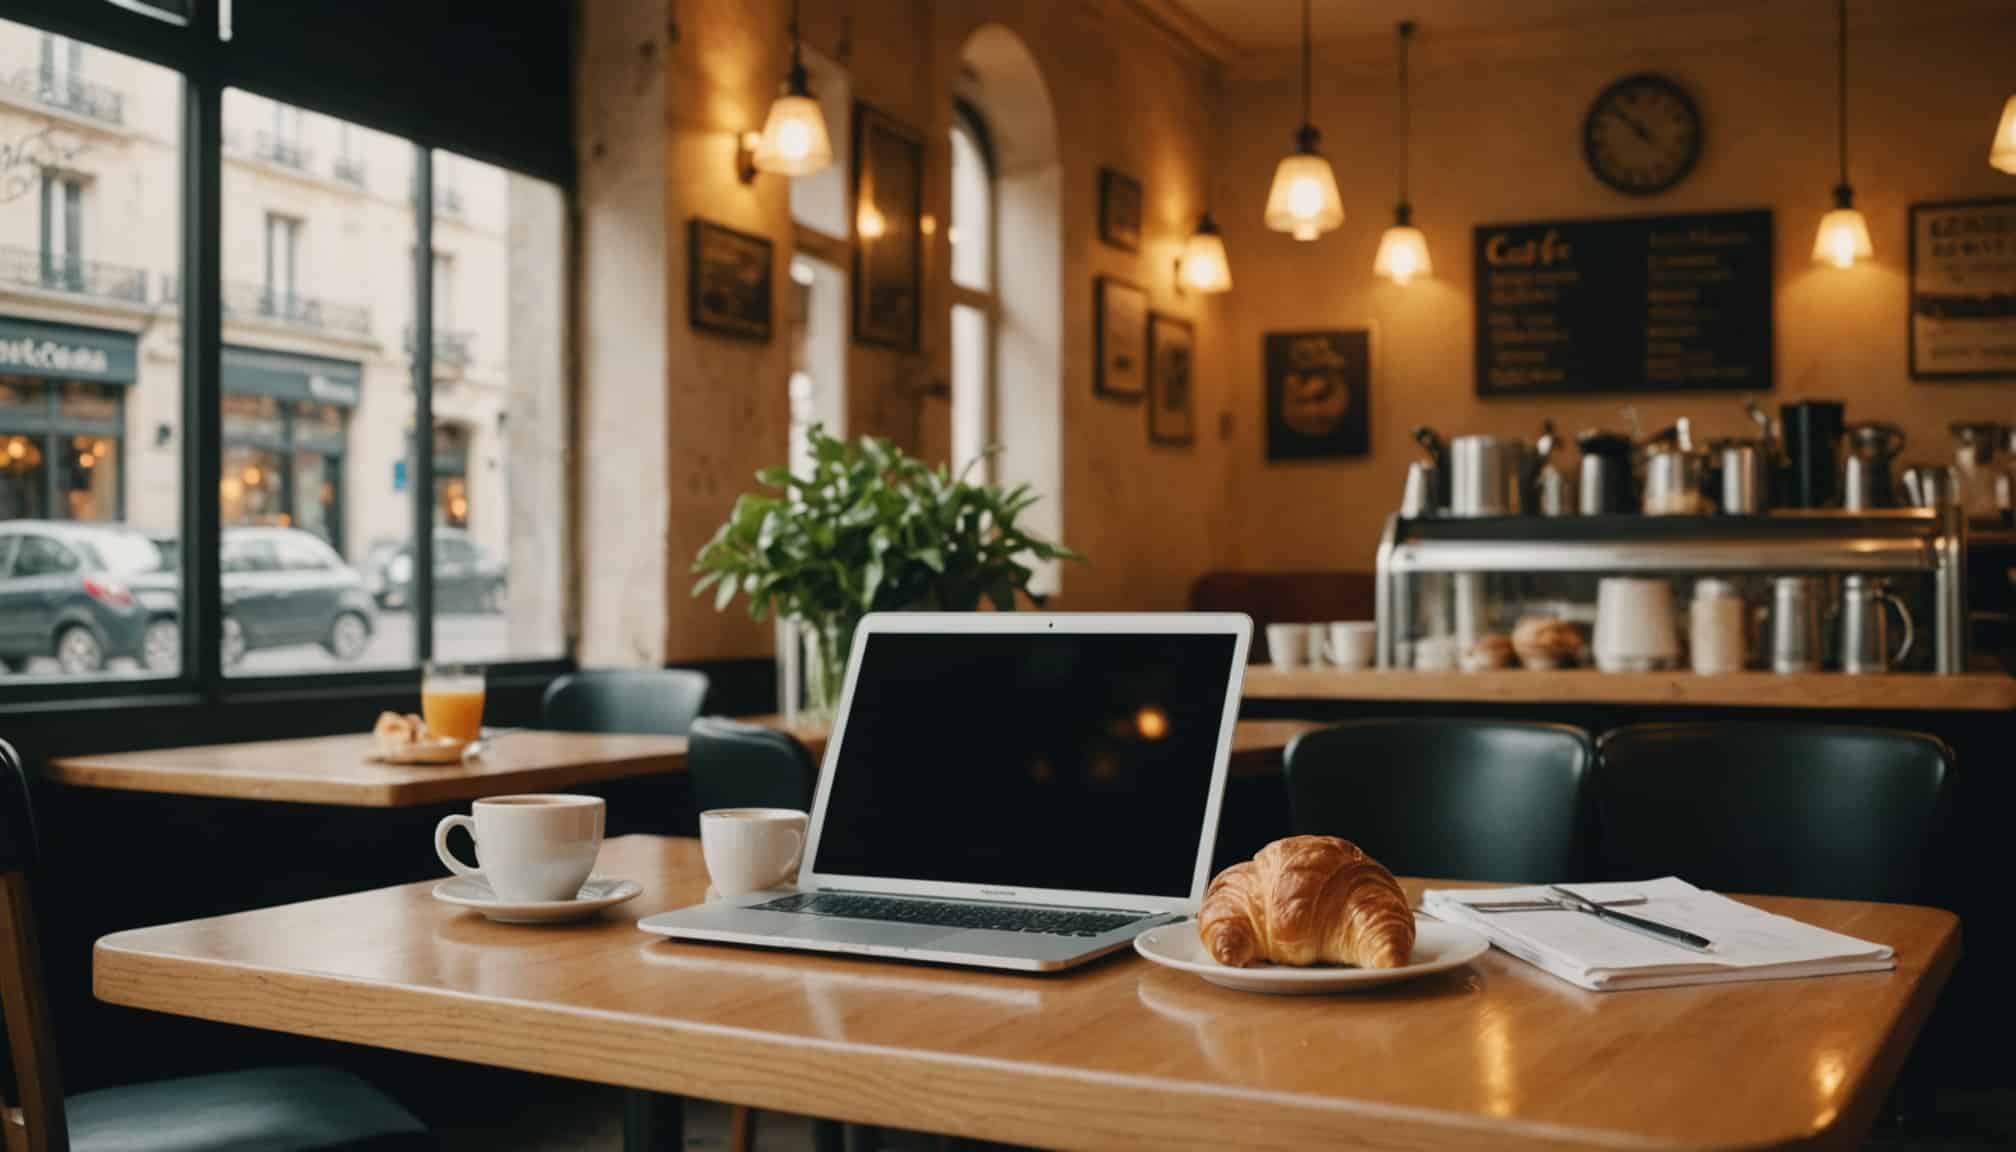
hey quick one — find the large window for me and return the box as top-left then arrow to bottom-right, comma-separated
0,2 -> 572,695
0,16 -> 180,681
949,104 -> 995,480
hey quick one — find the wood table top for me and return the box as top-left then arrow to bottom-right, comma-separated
1244,666 -> 2016,712
95,835 -> 1959,1151
46,719 -> 1321,808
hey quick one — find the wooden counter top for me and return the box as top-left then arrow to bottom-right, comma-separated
1244,666 -> 2016,712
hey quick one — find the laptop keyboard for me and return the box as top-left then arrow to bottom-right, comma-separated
751,892 -> 1148,938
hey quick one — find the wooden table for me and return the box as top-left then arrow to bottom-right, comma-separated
95,835 -> 1959,1151
1245,666 -> 2016,712
46,719 -> 1322,808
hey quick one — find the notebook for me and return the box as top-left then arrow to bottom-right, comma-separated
1422,877 -> 1896,992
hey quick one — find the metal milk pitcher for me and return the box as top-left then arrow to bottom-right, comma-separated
1839,574 -> 1915,674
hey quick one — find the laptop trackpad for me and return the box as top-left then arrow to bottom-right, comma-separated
789,916 -> 952,949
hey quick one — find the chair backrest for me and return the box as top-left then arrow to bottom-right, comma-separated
0,739 -> 67,1151
687,717 -> 820,814
540,669 -> 710,736
1593,722 -> 1951,903
1283,720 -> 1593,883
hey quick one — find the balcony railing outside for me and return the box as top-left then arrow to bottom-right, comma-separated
253,130 -> 312,171
405,325 -> 473,368
332,155 -> 368,188
223,280 -> 373,338
0,245 -> 147,304
3,66 -> 124,127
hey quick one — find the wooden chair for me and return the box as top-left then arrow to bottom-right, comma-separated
540,669 -> 711,736
1284,719 -> 1594,883
0,738 -> 432,1152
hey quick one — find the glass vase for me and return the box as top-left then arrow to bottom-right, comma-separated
801,615 -> 857,723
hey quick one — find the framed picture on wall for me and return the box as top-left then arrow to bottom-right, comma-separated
1099,167 -> 1143,252
852,102 -> 924,351
1265,329 -> 1370,461
1909,197 -> 2016,380
1148,313 -> 1195,444
1095,277 -> 1148,397
687,218 -> 773,342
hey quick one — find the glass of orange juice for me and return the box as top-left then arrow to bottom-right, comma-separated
422,662 -> 486,744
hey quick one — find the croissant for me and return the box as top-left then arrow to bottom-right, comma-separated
1198,836 -> 1415,969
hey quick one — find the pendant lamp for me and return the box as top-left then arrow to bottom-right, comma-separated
1264,0 -> 1344,241
745,0 -> 833,179
1812,0 -> 1871,268
1373,21 -> 1431,285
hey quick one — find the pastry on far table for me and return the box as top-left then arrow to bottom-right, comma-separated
372,710 -> 429,757
1512,615 -> 1582,669
1462,632 -> 1516,672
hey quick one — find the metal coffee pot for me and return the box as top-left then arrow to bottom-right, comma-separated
1841,422 -> 1905,510
1449,434 -> 1531,517
1839,574 -> 1915,674
1577,430 -> 1634,515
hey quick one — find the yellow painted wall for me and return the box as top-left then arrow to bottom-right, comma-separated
1213,0 -> 2016,570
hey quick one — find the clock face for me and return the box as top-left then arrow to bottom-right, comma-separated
1583,74 -> 1701,196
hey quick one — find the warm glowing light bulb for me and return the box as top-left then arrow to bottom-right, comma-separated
78,452 -> 95,468
857,203 -> 887,239
1991,95 -> 2016,174
1178,215 -> 1232,294
750,93 -> 833,177
1264,150 -> 1344,240
1134,707 -> 1169,741
242,466 -> 262,487
1374,224 -> 1433,286
6,440 -> 23,461
1812,206 -> 1873,269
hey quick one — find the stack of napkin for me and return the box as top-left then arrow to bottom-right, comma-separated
1423,877 -> 1895,992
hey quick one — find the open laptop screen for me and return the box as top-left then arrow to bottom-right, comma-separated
811,630 -> 1239,899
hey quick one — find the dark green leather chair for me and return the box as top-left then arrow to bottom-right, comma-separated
1284,719 -> 1594,883
0,739 -> 432,1151
540,669 -> 710,736
1593,722 -> 1950,903
688,716 -> 821,813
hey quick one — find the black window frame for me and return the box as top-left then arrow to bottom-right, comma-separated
0,0 -> 575,708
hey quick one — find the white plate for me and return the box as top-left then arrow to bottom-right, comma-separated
1133,917 -> 1490,995
432,875 -> 642,924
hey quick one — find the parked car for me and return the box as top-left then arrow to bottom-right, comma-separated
365,528 -> 507,614
0,521 -> 176,675
218,527 -> 378,665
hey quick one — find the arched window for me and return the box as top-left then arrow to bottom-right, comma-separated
948,101 -> 995,480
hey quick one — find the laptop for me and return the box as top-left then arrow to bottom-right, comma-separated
639,611 -> 1252,971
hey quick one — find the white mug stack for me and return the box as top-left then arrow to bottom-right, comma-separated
1265,621 -> 1378,671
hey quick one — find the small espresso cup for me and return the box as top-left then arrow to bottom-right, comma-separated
435,794 -> 605,903
1326,621 -> 1378,669
701,808 -> 807,898
1264,623 -> 1321,671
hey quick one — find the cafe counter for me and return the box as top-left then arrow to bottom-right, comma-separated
1243,666 -> 2016,713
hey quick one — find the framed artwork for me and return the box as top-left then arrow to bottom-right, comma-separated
687,218 -> 773,341
1265,329 -> 1370,461
852,102 -> 924,351
1909,198 -> 2016,380
1147,313 -> 1195,444
1095,277 -> 1148,398
1099,167 -> 1143,252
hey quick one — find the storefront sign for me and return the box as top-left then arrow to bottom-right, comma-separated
1473,209 -> 1773,395
0,318 -> 137,384
223,346 -> 363,407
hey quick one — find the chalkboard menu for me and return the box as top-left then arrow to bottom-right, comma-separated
1474,209 -> 1772,396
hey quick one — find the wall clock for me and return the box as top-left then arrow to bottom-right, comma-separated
1583,73 -> 1701,196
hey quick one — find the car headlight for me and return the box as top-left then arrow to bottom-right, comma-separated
389,555 -> 411,582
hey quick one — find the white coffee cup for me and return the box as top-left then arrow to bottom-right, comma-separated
435,794 -> 605,903
1326,621 -> 1377,669
1264,623 -> 1322,670
1594,578 -> 1681,672
1413,634 -> 1458,671
701,808 -> 808,897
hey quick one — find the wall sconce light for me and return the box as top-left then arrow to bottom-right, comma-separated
1176,211 -> 1233,294
1989,94 -> 2016,174
738,0 -> 833,185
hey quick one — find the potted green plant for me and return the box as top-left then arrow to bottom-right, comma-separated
693,427 -> 1081,717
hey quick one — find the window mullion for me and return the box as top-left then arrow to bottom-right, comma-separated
183,70 -> 222,691
411,144 -> 434,663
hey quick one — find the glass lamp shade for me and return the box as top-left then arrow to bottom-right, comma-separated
1373,225 -> 1433,285
1812,207 -> 1874,269
1180,229 -> 1233,294
1991,95 -> 2016,174
751,93 -> 833,176
1264,151 -> 1344,241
